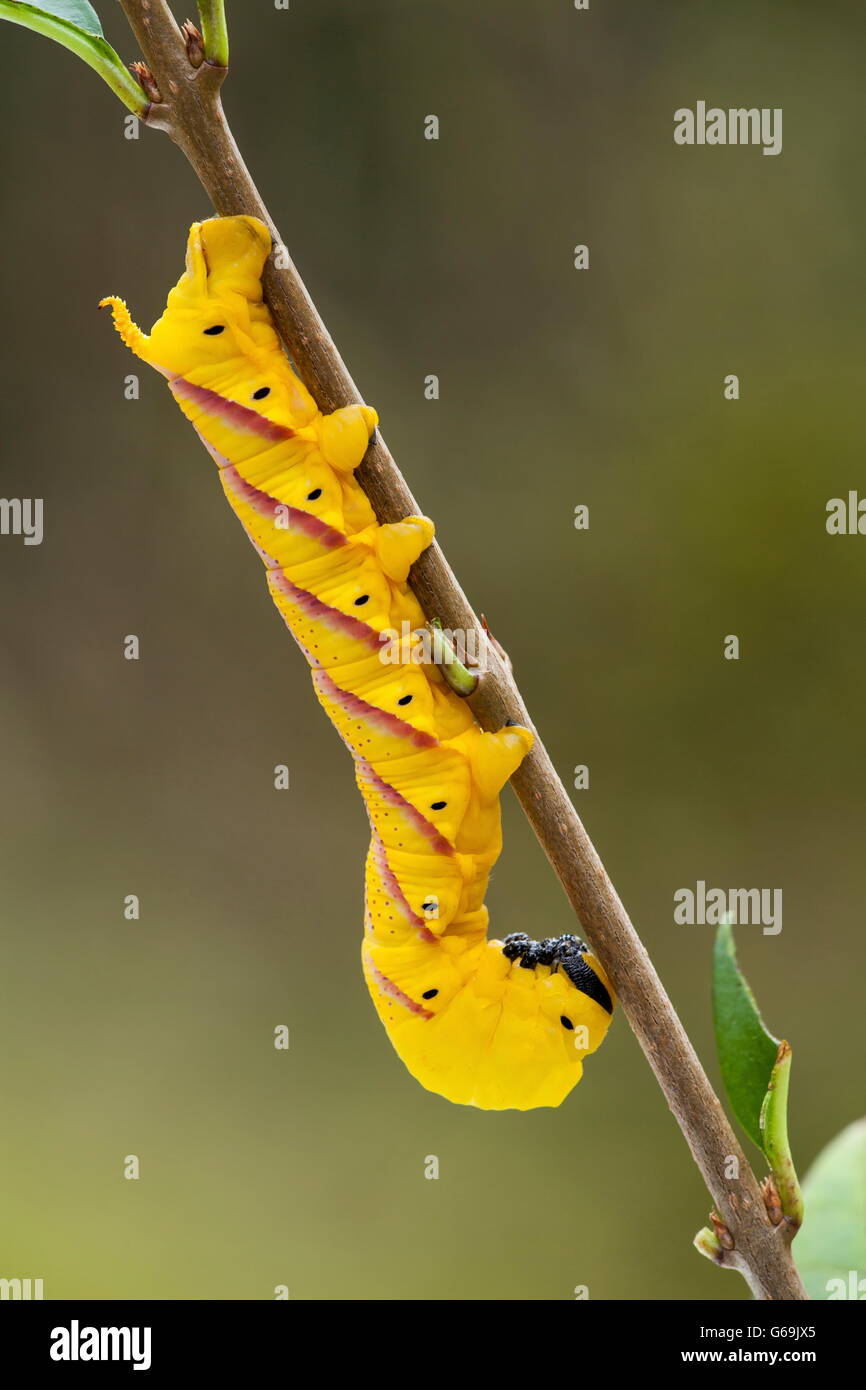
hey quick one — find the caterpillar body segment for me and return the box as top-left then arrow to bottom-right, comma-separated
102,216 -> 615,1110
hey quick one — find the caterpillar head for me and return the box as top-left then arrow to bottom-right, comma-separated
100,218 -> 314,412
363,932 -> 615,1110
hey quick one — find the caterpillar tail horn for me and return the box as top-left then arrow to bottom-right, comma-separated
98,297 -> 151,361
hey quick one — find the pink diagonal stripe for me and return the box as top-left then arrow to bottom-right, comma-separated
269,571 -> 383,651
314,670 -> 436,749
367,960 -> 434,1019
368,832 -> 436,941
171,376 -> 295,443
356,758 -> 455,857
222,465 -> 346,550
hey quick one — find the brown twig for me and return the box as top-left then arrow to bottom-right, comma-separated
117,0 -> 806,1300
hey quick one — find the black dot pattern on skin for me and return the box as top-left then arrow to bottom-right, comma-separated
430,800 -> 446,810
422,989 -> 438,1000
307,488 -> 322,501
203,325 -> 225,335
252,386 -> 270,399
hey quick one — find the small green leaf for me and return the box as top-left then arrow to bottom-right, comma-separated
713,921 -> 780,1152
0,1 -> 148,114
794,1119 -> 866,1300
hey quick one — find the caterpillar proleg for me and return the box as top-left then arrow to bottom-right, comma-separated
101,216 -> 615,1109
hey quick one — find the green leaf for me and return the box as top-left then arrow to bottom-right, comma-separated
713,921 -> 780,1153
8,0 -> 103,35
0,1 -> 148,113
794,1119 -> 866,1300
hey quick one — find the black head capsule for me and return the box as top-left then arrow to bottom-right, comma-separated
501,931 -> 604,1012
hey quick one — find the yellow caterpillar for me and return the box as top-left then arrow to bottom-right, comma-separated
101,216 -> 615,1109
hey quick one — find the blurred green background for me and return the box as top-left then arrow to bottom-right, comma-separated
0,0 -> 863,1300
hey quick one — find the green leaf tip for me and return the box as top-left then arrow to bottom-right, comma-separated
712,921 -> 780,1153
0,1 -> 149,115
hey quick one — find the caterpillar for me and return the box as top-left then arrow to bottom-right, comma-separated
101,216 -> 615,1110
